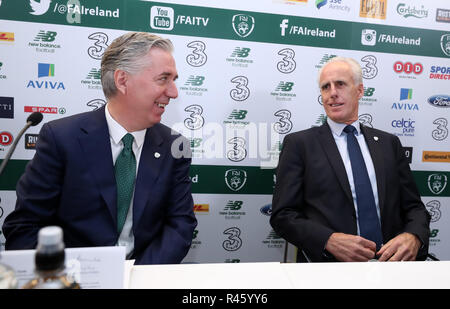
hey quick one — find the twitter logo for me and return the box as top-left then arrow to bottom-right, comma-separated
30,0 -> 51,16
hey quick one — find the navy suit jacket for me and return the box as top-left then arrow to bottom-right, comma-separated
270,123 -> 430,262
3,106 -> 197,265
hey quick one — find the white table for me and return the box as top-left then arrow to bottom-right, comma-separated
127,261 -> 450,289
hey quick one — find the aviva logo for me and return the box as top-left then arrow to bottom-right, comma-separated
400,88 -> 413,100
38,63 -> 54,78
316,0 -> 328,9
27,63 -> 65,90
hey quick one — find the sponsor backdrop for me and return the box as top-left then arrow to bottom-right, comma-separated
0,0 -> 449,263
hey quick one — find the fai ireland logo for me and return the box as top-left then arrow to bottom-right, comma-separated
232,14 -> 255,38
225,169 -> 247,192
440,34 -> 450,57
428,173 -> 447,195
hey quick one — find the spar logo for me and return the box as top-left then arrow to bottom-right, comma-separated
0,131 -> 13,147
24,106 -> 66,114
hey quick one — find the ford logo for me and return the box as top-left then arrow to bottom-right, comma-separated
428,95 -> 450,108
260,204 -> 272,216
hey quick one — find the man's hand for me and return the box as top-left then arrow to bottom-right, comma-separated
377,232 -> 420,261
325,233 -> 377,262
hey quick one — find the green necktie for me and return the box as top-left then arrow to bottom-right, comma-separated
114,133 -> 136,234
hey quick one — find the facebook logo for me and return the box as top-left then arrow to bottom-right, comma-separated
280,19 -> 289,36
0,96 -> 14,119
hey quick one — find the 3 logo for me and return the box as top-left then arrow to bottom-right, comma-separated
426,200 -> 442,223
277,48 -> 296,74
227,137 -> 247,162
184,105 -> 204,130
230,76 -> 250,101
273,110 -> 293,134
87,32 -> 109,60
360,55 -> 378,79
432,118 -> 448,141
222,227 -> 242,251
186,41 -> 207,67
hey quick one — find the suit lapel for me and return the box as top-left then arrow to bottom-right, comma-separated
361,125 -> 386,215
78,106 -> 117,224
317,123 -> 353,204
133,125 -> 166,228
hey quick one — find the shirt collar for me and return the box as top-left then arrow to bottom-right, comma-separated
327,117 -> 361,137
105,104 -> 146,149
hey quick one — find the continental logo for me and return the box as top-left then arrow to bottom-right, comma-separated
422,151 -> 450,163
193,204 -> 209,213
359,0 -> 386,20
0,32 -> 14,42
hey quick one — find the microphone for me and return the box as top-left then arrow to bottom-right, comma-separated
0,112 -> 43,177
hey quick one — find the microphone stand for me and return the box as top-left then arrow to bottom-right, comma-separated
0,121 -> 32,177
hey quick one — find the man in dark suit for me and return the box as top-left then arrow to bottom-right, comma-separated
270,57 -> 430,262
2,32 -> 197,265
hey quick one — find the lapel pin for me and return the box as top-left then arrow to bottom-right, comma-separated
154,152 -> 160,158
374,136 -> 379,141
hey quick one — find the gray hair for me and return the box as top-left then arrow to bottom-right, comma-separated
318,56 -> 363,86
101,32 -> 174,99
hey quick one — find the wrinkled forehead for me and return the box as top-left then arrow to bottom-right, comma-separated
319,62 -> 354,85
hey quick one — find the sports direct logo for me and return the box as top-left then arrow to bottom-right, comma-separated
429,66 -> 450,80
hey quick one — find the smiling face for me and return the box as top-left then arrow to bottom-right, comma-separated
319,61 -> 363,125
111,47 -> 178,131
125,48 -> 178,128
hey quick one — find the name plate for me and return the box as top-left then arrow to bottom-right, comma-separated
0,246 -> 126,289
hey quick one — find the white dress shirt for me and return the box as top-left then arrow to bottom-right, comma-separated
105,104 -> 146,258
327,118 -> 381,235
